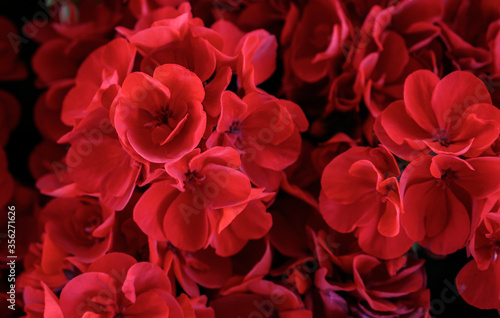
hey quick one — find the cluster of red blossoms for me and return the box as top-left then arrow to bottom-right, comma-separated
2,0 -> 500,316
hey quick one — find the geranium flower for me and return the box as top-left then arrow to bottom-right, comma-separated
319,146 -> 413,259
59,252 -> 213,317
134,147 -> 266,252
374,70 -> 500,160
207,91 -> 308,191
113,64 -> 206,163
456,206 -> 500,311
400,154 -> 500,255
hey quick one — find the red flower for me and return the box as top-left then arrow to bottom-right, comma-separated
400,154 -> 500,255
61,38 -> 136,125
59,252 -> 213,317
211,20 -> 278,93
311,133 -> 358,174
316,254 -> 430,318
134,147 -> 263,252
118,6 -> 235,126
374,70 -> 500,160
207,91 -> 308,191
319,146 -> 413,259
113,64 -> 206,163
456,205 -> 500,310
23,282 -> 63,318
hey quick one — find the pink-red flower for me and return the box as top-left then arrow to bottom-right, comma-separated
375,70 -> 500,160
113,64 -> 206,163
319,146 -> 413,259
400,154 -> 500,255
59,252 -> 214,317
207,91 -> 308,190
134,146 -> 268,253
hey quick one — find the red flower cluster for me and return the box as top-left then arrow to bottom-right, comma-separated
2,0 -> 500,317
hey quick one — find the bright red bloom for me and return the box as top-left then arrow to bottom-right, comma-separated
456,205 -> 500,311
400,154 -> 500,255
59,252 -> 213,317
375,70 -> 500,160
113,64 -> 206,163
134,146 -> 266,252
207,91 -> 308,191
319,146 -> 413,259
118,6 -> 235,129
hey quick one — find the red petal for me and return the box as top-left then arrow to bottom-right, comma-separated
403,70 -> 440,132
134,182 -> 178,241
164,191 -> 210,251
153,64 -> 205,104
456,260 -> 500,309
122,262 -> 171,303
200,164 -> 252,209
431,71 -> 492,130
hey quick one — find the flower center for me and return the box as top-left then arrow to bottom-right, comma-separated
154,109 -> 176,128
228,120 -> 242,135
183,170 -> 204,190
436,169 -> 455,189
433,130 -> 450,147
82,216 -> 102,242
